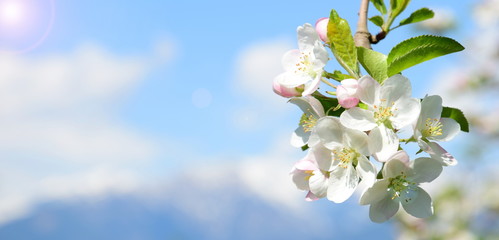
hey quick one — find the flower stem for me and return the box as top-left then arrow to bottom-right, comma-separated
321,78 -> 337,89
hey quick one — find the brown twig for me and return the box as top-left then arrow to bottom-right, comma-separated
354,0 -> 372,49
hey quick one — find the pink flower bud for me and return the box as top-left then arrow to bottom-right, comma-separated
337,79 -> 360,108
315,17 -> 329,42
273,78 -> 302,98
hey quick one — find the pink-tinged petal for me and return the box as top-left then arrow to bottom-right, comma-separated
369,197 -> 400,223
357,75 -> 380,106
380,74 -> 412,103
359,179 -> 390,205
340,108 -> 377,131
424,141 -> 458,166
369,125 -> 399,162
293,153 -> 318,171
327,164 -> 358,203
305,191 -> 320,201
384,156 -> 411,178
402,187 -> 433,218
337,82 -> 360,108
338,96 -> 360,109
315,17 -> 329,42
392,98 -> 421,129
410,157 -> 443,183
309,169 -> 328,198
273,78 -> 301,98
430,118 -> 460,142
356,155 -> 377,187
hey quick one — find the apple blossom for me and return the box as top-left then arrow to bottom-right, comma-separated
336,78 -> 360,108
308,117 -> 377,203
340,75 -> 421,162
289,96 -> 325,148
414,95 -> 460,166
359,151 -> 443,223
315,17 -> 329,42
272,78 -> 302,98
274,23 -> 329,97
291,146 -> 332,201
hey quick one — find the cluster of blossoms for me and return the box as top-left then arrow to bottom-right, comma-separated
274,21 -> 462,223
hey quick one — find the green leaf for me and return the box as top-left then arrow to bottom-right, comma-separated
357,47 -> 388,83
323,70 -> 353,81
327,9 -> 359,77
301,144 -> 309,151
311,92 -> 345,117
370,0 -> 387,15
387,35 -> 465,76
389,0 -> 411,21
369,16 -> 384,27
399,8 -> 434,26
441,107 -> 469,132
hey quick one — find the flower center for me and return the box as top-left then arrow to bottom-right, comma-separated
294,52 -> 316,78
387,174 -> 418,204
373,100 -> 395,126
333,147 -> 358,168
300,113 -> 317,132
423,118 -> 443,138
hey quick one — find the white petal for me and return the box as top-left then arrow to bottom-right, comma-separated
419,95 -> 443,121
391,98 -> 421,129
380,74 -> 411,103
290,126 -> 309,148
430,118 -> 460,142
297,23 -> 320,52
369,197 -> 400,223
312,41 -> 329,67
309,169 -> 329,198
356,155 -> 377,188
357,75 -> 380,105
281,49 -> 302,72
327,164 -> 358,203
410,157 -> 443,183
312,117 -> 344,149
359,179 -> 390,205
384,156 -> 410,178
275,71 -> 310,88
291,169 -> 311,191
343,127 -> 370,156
425,141 -> 458,166
402,187 -> 433,218
369,125 -> 399,162
340,108 -> 377,131
302,73 -> 321,96
311,144 -> 334,171
289,96 -> 325,118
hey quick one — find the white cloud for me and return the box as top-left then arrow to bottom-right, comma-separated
0,42 -> 174,224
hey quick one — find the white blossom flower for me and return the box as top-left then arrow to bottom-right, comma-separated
340,75 -> 421,162
274,23 -> 329,96
290,146 -> 331,201
289,96 -> 325,148
359,151 -> 443,223
337,78 -> 360,108
414,95 -> 460,166
308,116 -> 377,203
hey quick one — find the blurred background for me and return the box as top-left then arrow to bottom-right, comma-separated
0,0 -> 496,239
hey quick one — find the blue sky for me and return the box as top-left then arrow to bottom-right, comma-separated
0,0 -> 489,239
